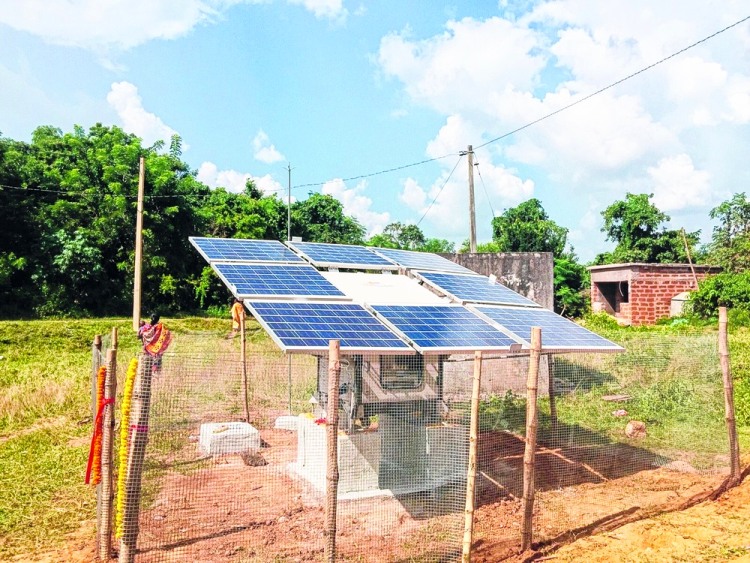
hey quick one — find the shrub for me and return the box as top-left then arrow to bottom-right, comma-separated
689,272 -> 750,318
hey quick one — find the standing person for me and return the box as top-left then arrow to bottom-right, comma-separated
229,298 -> 245,339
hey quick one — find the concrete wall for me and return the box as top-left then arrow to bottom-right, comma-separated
440,252 -> 554,309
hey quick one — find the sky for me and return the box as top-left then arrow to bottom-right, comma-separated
0,0 -> 748,262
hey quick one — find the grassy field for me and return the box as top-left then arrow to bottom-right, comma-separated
0,317 -> 748,558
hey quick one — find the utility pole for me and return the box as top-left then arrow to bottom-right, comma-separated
467,145 -> 477,253
287,163 -> 292,242
132,156 -> 145,331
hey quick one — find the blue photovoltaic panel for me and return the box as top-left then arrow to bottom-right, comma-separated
373,248 -> 473,274
288,241 -> 397,269
190,237 -> 303,263
213,263 -> 345,298
418,271 -> 540,307
474,306 -> 623,351
246,302 -> 411,352
371,305 -> 519,352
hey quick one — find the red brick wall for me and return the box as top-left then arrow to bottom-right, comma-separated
628,267 -> 710,325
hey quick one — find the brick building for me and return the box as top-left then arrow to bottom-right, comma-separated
588,263 -> 721,326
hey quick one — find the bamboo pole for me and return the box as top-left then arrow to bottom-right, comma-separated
99,329 -> 117,561
91,334 -> 102,418
462,351 -> 483,562
241,310 -> 250,423
681,228 -> 699,289
521,327 -> 542,552
548,356 -> 558,437
719,307 -> 741,485
324,340 -> 341,563
119,356 -> 155,563
132,156 -> 145,331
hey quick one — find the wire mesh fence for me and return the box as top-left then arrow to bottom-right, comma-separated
95,326 -> 736,561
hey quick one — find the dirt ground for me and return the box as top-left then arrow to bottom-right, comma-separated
16,429 -> 748,563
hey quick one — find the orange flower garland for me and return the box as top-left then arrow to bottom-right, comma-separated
116,358 -> 138,539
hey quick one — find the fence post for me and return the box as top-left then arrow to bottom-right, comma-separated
99,328 -> 117,561
719,307 -> 741,485
119,356 -> 155,563
241,312 -> 250,423
325,340 -> 340,563
548,356 -> 558,436
462,351 -> 483,562
92,335 -> 103,418
521,327 -> 542,552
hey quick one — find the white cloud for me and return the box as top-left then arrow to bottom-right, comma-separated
287,0 -> 347,22
106,81 -> 180,147
252,130 -> 285,164
0,0 -> 244,51
197,161 -> 284,195
648,154 -> 713,212
321,179 -> 390,235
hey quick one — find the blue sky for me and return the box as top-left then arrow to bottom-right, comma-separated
1,0 -> 749,261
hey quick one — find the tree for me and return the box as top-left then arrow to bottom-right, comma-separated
488,198 -> 587,317
706,192 -> 750,272
595,193 -> 699,264
491,198 -> 567,255
366,223 -> 455,253
291,193 -> 365,244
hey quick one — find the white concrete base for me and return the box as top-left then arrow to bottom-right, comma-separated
199,422 -> 260,456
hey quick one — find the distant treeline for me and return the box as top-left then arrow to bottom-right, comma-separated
0,124 -> 453,318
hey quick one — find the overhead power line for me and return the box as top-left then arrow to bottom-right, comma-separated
474,14 -> 750,150
416,155 -> 464,227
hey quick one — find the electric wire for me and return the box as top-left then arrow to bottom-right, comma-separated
475,162 -> 495,218
415,155 -> 464,227
474,14 -> 750,150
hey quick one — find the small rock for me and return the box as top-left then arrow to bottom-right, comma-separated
152,514 -> 165,521
625,420 -> 647,439
612,409 -> 628,417
278,516 -> 288,523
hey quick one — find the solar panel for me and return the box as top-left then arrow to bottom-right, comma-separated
417,271 -> 541,307
246,301 -> 412,353
371,304 -> 521,353
473,306 -> 624,351
190,237 -> 303,263
372,248 -> 473,274
212,263 -> 346,299
287,241 -> 397,269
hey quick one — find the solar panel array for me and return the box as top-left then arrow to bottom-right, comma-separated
213,263 -> 346,299
190,237 -> 302,263
287,241 -> 397,269
474,306 -> 623,351
247,302 -> 412,352
190,236 -> 622,354
372,247 -> 473,274
372,305 -> 521,353
417,271 -> 541,307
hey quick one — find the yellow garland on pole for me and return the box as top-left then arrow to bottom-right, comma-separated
115,358 -> 138,539
90,365 -> 107,485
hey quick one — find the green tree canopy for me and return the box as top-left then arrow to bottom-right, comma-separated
706,192 -> 750,272
595,193 -> 699,265
491,198 -> 567,256
291,193 -> 365,244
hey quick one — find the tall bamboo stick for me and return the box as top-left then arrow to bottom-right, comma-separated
119,356 -> 154,563
324,340 -> 341,563
547,356 -> 558,437
241,312 -> 250,423
99,329 -> 117,561
462,351 -> 483,562
719,307 -> 741,485
521,328 -> 542,552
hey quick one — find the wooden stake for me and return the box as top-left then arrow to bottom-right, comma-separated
132,156 -> 145,331
548,356 -> 558,437
119,356 -> 154,563
99,329 -> 117,561
91,335 -> 102,418
681,228 -> 699,289
522,328 -> 542,552
719,307 -> 741,485
324,340 -> 340,563
462,351 -> 483,562
241,311 -> 250,423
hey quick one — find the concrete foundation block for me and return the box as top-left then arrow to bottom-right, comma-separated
199,422 -> 260,456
